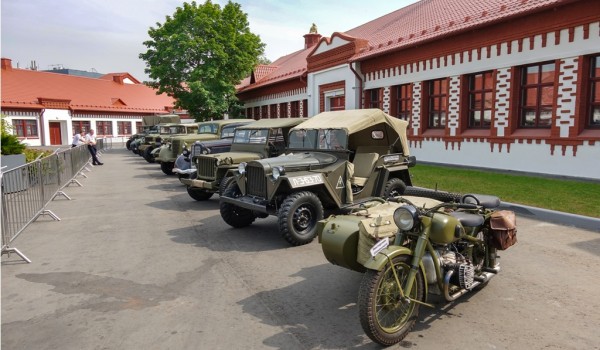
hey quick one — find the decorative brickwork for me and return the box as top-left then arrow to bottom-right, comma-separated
410,83 -> 422,140
447,76 -> 461,137
556,57 -> 579,138
382,87 -> 391,114
494,67 -> 511,138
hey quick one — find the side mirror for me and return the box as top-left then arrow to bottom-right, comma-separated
407,156 -> 417,167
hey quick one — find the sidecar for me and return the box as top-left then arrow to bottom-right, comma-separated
318,195 -> 442,272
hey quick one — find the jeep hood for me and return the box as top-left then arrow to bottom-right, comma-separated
250,152 -> 337,169
172,133 -> 220,142
204,151 -> 264,166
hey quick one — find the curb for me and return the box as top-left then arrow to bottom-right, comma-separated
500,202 -> 600,232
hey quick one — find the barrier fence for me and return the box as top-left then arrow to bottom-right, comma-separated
1,140 -> 108,263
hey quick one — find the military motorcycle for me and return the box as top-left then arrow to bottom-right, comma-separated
318,191 -> 517,346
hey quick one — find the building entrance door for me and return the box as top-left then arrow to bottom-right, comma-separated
49,122 -> 62,145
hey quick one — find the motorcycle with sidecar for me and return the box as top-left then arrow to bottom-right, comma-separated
318,189 -> 517,346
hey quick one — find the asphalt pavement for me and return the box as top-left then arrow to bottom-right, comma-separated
2,148 -> 599,350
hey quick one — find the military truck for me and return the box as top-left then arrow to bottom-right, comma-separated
129,114 -> 180,153
138,123 -> 198,163
155,119 -> 253,175
219,109 -> 415,246
180,118 -> 307,201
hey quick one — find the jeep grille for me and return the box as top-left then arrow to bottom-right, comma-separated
172,139 -> 184,154
246,165 -> 266,197
197,158 -> 217,180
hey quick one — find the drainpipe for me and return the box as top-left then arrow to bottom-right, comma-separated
348,62 -> 363,109
38,108 -> 46,146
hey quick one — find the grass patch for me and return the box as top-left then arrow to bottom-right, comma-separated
409,164 -> 600,218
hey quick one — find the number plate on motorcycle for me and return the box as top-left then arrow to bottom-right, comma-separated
370,238 -> 389,258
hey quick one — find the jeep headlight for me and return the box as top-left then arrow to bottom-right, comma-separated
272,166 -> 285,180
393,205 -> 419,231
238,162 -> 247,175
141,137 -> 146,143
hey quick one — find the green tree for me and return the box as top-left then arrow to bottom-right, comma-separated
140,1 -> 264,121
1,115 -> 26,155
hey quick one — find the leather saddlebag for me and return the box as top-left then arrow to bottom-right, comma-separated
489,210 -> 517,250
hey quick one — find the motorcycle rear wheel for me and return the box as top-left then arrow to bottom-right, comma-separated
358,255 -> 424,346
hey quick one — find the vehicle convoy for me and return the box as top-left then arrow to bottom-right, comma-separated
318,189 -> 518,346
156,119 -> 253,175
129,114 -> 180,153
180,118 -> 307,201
138,123 -> 198,163
219,109 -> 415,246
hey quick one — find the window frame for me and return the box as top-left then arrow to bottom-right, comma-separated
117,121 -> 132,135
72,121 -> 91,135
426,78 -> 449,129
96,121 -> 113,136
518,61 -> 556,128
588,54 -> 600,129
467,71 -> 494,129
393,83 -> 412,121
12,119 -> 39,138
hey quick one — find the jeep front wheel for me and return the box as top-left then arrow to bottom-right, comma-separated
143,146 -> 155,163
278,191 -> 324,246
219,182 -> 255,228
383,178 -> 407,198
161,161 -> 175,175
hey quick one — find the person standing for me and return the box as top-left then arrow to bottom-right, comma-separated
85,129 -> 104,165
71,132 -> 84,147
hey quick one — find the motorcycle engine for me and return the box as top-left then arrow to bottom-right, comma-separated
440,250 -> 476,290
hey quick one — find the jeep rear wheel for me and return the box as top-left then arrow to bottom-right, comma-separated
383,178 -> 407,199
186,186 -> 213,201
278,191 -> 324,246
161,161 -> 175,175
220,181 -> 255,228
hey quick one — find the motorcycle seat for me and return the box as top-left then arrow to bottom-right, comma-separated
462,194 -> 500,209
450,211 -> 484,227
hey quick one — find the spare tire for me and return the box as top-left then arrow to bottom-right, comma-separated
403,186 -> 462,203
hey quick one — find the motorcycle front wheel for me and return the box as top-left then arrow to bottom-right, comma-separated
358,255 -> 424,346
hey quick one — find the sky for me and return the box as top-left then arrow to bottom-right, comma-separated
1,0 -> 418,82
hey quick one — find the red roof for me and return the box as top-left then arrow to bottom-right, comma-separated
347,0 -> 570,61
1,59 -> 176,114
237,48 -> 311,92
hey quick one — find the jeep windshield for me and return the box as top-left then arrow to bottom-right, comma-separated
197,123 -> 219,135
233,129 -> 270,144
288,129 -> 347,151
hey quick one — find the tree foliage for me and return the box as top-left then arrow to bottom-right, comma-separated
140,1 -> 264,121
1,115 -> 26,155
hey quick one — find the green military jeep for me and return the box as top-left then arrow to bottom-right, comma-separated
155,119 -> 253,175
180,118 -> 307,200
138,123 -> 197,163
220,109 -> 416,246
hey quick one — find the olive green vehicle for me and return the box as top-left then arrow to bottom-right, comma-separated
155,119 -> 253,175
129,114 -> 181,153
138,123 -> 198,163
220,109 -> 416,246
180,118 -> 307,201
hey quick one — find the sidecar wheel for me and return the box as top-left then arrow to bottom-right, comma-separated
383,178 -> 407,198
278,191 -> 324,246
220,181 -> 255,228
358,254 -> 425,346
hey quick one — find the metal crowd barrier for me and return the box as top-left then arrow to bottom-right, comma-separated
1,145 -> 92,263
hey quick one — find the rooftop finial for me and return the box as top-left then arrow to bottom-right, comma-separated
309,23 -> 318,34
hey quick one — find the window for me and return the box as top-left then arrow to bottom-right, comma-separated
136,122 -> 143,133
261,105 -> 268,119
393,84 -> 412,120
519,62 -> 555,128
117,121 -> 131,135
366,89 -> 381,109
468,71 -> 494,128
96,121 -> 113,136
269,104 -> 278,119
279,103 -> 288,118
290,101 -> 300,118
12,119 -> 38,137
253,107 -> 260,120
246,108 -> 252,119
302,100 -> 308,117
427,78 -> 448,128
72,121 -> 91,135
589,55 -> 600,128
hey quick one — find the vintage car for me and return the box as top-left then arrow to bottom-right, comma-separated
220,109 -> 416,246
155,119 -> 253,175
137,123 -> 198,163
180,117 -> 307,200
129,114 -> 181,153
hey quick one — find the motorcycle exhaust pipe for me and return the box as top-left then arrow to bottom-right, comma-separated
443,270 -> 482,302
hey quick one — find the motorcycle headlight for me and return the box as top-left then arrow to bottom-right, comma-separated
393,205 -> 419,231
272,166 -> 285,180
238,162 -> 247,175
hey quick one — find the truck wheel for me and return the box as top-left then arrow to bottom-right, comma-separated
403,186 -> 462,203
219,176 -> 234,196
383,178 -> 407,198
220,181 -> 255,228
186,186 -> 213,201
278,191 -> 324,246
161,162 -> 175,175
126,139 -> 132,150
143,147 -> 155,163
